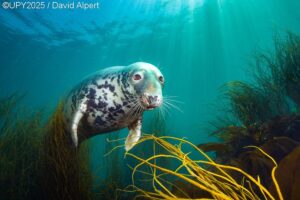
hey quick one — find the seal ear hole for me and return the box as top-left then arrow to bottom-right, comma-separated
158,76 -> 164,84
133,74 -> 142,81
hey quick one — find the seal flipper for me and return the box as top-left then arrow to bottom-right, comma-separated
71,101 -> 87,147
125,117 -> 142,151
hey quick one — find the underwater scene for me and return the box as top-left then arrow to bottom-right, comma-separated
1,0 -> 300,199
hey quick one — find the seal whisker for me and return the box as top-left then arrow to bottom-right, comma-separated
163,95 -> 180,98
158,107 -> 166,122
134,103 -> 144,118
163,98 -> 182,108
131,104 -> 141,117
125,102 -> 139,117
161,103 -> 171,115
124,101 -> 141,120
163,100 -> 184,113
163,98 -> 185,104
132,101 -> 144,118
162,101 -> 175,114
163,96 -> 185,104
105,99 -> 139,116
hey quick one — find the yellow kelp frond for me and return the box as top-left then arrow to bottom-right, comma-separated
124,135 -> 283,200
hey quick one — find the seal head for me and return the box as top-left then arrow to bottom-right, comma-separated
63,62 -> 164,151
128,62 -> 164,110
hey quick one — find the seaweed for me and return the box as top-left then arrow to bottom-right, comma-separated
274,32 -> 300,106
93,132 -> 125,200
0,94 -> 44,199
211,32 -> 300,146
93,111 -> 172,200
223,81 -> 274,126
201,32 -> 300,199
269,145 -> 300,200
0,95 -> 94,200
125,135 -> 283,200
39,102 -> 94,200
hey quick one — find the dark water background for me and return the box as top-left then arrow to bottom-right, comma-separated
1,0 -> 300,189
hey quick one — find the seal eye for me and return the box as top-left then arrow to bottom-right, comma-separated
158,76 -> 164,84
133,74 -> 142,81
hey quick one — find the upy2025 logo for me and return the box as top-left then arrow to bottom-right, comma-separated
2,1 -> 46,9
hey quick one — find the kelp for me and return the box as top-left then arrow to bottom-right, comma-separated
93,132 -> 125,200
203,32 -> 300,200
0,94 -> 44,199
262,114 -> 300,141
220,137 -> 300,189
273,32 -> 300,106
96,113 -> 172,200
0,95 -> 94,200
40,102 -> 94,200
269,146 -> 300,200
223,81 -> 274,127
123,135 -> 283,200
209,33 -> 300,155
215,33 -> 300,136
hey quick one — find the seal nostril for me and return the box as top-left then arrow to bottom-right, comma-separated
148,96 -> 153,104
147,95 -> 159,105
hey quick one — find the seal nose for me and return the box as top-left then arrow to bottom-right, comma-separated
148,95 -> 158,105
143,93 -> 162,109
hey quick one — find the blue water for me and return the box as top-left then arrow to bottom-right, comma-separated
1,0 -> 300,191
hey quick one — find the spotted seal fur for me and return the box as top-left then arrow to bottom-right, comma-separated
63,62 -> 164,151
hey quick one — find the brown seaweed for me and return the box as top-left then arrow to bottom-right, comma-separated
40,102 -> 94,200
0,95 -> 94,200
269,146 -> 300,200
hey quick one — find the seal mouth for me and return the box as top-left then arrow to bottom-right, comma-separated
147,105 -> 156,109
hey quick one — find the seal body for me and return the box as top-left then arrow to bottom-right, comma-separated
63,62 -> 164,150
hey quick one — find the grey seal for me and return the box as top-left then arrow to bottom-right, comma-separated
63,62 -> 164,151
